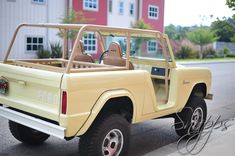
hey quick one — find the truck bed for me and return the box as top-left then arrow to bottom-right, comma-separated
3,59 -> 128,73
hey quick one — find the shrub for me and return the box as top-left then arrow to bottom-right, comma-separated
36,48 -> 51,59
223,46 -> 231,56
176,46 -> 196,59
203,48 -> 217,58
227,53 -> 235,57
51,42 -> 62,58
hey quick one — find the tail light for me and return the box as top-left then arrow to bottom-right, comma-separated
62,91 -> 67,114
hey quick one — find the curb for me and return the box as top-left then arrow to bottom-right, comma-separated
177,60 -> 235,65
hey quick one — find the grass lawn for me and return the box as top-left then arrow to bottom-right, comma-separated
176,57 -> 235,62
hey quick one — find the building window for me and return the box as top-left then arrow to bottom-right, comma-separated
147,40 -> 157,53
129,3 -> 134,16
119,1 -> 124,15
26,36 -> 44,52
83,0 -> 98,11
32,0 -> 46,4
83,33 -> 97,54
148,5 -> 159,19
109,0 -> 112,13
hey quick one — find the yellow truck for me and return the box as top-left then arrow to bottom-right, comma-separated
0,24 -> 212,156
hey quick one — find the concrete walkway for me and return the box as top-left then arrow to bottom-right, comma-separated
144,118 -> 235,156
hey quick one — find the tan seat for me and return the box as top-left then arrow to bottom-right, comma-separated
103,42 -> 134,70
74,40 -> 94,63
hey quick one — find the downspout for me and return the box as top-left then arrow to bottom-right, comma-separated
139,0 -> 142,20
64,0 -> 72,59
136,0 -> 139,20
66,0 -> 70,16
162,0 -> 165,33
46,0 -> 49,50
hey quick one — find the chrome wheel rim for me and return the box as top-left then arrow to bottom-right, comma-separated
191,107 -> 203,131
102,129 -> 124,156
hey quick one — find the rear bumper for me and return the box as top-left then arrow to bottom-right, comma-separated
0,106 -> 66,139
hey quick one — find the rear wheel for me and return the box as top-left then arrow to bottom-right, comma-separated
174,96 -> 207,137
79,114 -> 130,156
9,121 -> 50,145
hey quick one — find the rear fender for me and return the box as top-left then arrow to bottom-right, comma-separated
76,89 -> 136,136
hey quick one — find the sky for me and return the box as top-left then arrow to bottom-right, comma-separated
164,0 -> 234,26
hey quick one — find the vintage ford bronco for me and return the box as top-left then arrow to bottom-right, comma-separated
0,24 -> 212,156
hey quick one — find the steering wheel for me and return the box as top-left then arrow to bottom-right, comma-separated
99,50 -> 109,64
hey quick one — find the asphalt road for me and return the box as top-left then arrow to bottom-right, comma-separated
0,62 -> 235,156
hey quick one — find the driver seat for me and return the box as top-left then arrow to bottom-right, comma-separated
103,42 -> 134,70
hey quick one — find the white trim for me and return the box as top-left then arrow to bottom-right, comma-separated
83,32 -> 97,54
148,5 -> 159,20
25,35 -> 45,53
83,0 -> 99,12
0,106 -> 65,139
129,3 -> 134,16
118,1 -> 124,15
108,0 -> 113,13
147,40 -> 157,53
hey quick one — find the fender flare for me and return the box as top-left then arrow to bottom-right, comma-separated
77,89 -> 136,136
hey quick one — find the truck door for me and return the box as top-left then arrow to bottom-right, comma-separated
130,35 -> 176,105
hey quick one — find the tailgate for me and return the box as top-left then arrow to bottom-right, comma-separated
0,63 -> 63,122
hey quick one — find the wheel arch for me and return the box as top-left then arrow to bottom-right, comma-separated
97,96 -> 134,123
77,89 -> 135,136
190,82 -> 207,98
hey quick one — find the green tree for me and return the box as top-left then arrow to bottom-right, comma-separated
58,10 -> 92,39
226,0 -> 235,18
165,24 -> 189,40
211,18 -> 235,42
177,26 -> 190,40
227,0 -> 235,8
58,10 -> 93,58
131,20 -> 152,55
131,19 -> 152,29
187,28 -> 217,59
230,35 -> 235,42
165,24 -> 180,40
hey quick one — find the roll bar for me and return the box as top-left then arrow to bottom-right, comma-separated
3,23 -> 176,73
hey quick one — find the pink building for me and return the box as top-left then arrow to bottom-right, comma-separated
73,0 -> 107,25
138,0 -> 164,32
72,0 -> 165,59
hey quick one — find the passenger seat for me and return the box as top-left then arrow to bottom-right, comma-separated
74,40 -> 94,63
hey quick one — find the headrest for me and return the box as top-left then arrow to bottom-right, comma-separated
107,42 -> 122,58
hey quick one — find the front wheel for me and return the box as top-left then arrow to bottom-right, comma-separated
79,114 -> 130,156
174,96 -> 207,137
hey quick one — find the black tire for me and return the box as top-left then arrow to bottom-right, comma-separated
9,121 -> 50,145
174,96 -> 207,137
79,114 -> 130,156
